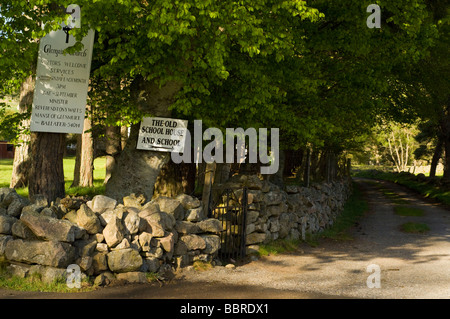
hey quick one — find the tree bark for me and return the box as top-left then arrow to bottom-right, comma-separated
430,136 -> 443,178
104,78 -> 183,201
28,132 -> 66,202
10,75 -> 34,188
104,125 -> 121,184
444,138 -> 450,181
153,160 -> 197,199
72,107 -> 94,187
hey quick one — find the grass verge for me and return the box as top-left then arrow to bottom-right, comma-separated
400,222 -> 430,234
0,261 -> 94,293
353,170 -> 450,206
258,239 -> 301,256
315,182 -> 368,242
394,206 -> 424,217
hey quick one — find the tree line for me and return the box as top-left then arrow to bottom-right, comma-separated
0,0 -> 448,202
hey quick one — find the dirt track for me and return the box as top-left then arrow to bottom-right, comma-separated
1,178 -> 449,299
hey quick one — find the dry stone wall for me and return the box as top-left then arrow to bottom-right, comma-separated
0,175 -> 352,286
0,189 -> 221,285
219,175 -> 353,253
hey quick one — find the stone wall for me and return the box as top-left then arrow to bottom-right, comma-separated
0,176 -> 352,286
218,175 -> 353,253
0,189 -> 221,285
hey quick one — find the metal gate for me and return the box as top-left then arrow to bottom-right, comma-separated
208,188 -> 248,261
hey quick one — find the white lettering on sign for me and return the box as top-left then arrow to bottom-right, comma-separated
137,117 -> 188,153
30,26 -> 95,134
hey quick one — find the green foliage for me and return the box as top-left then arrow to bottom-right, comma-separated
0,0 -> 443,159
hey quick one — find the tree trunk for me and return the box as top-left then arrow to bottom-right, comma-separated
104,78 -> 182,201
72,108 -> 94,187
104,125 -> 121,184
28,132 -> 66,202
10,75 -> 34,188
153,160 -> 196,199
202,162 -> 216,216
72,134 -> 82,187
430,136 -> 443,178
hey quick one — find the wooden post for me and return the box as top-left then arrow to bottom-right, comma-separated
347,158 -> 352,176
202,162 -> 216,218
304,149 -> 311,188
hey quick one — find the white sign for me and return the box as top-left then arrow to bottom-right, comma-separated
30,27 -> 95,134
137,117 -> 188,153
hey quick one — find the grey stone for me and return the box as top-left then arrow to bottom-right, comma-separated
90,195 -> 117,214
20,211 -> 77,242
263,191 -> 284,206
77,256 -> 93,272
123,193 -> 145,209
185,207 -> 204,222
138,232 -> 153,252
246,232 -> 267,245
140,210 -> 174,236
154,196 -> 185,220
116,272 -> 147,284
180,234 -> 206,250
107,248 -> 143,273
0,235 -> 13,256
63,210 -> 78,224
176,194 -> 201,210
200,235 -> 220,254
91,252 -> 108,274
7,263 -> 30,278
156,232 -> 175,253
175,221 -> 201,234
76,204 -> 103,235
197,218 -> 222,233
40,207 -> 58,218
98,210 -> 115,226
96,243 -> 108,253
111,238 -> 131,251
74,239 -> 97,257
11,220 -> 36,240
0,188 -> 15,204
124,210 -> 140,235
5,239 -> 76,268
0,215 -> 17,235
246,210 -> 259,224
102,217 -> 125,248
7,199 -> 25,218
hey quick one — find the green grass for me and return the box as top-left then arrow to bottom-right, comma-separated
400,222 -> 430,234
0,156 -> 106,198
394,205 -> 424,217
0,261 -> 94,292
316,182 -> 368,242
257,238 -> 301,256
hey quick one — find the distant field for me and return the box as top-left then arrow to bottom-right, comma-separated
0,156 -> 106,197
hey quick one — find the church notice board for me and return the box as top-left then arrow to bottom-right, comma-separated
30,28 -> 95,134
